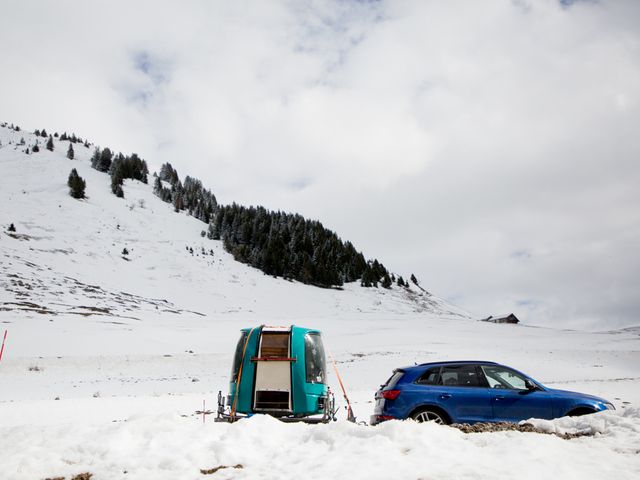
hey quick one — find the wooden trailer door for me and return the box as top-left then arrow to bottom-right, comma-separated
253,328 -> 293,412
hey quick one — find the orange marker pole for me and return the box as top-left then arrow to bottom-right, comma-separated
0,330 -> 7,362
327,347 -> 356,422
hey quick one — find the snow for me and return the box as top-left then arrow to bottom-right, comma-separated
525,406 -> 640,438
3,410 -> 640,480
1,124 -> 639,479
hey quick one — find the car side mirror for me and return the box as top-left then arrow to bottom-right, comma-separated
525,379 -> 537,391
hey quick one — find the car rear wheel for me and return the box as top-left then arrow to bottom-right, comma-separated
411,408 -> 448,425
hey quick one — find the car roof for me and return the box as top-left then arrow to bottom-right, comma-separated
399,360 -> 500,371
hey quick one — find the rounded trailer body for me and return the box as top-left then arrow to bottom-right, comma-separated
217,325 -> 334,422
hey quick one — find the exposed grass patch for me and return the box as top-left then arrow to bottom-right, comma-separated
452,421 -> 591,439
200,464 -> 243,475
44,473 -> 92,480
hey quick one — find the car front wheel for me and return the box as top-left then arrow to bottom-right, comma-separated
411,408 -> 448,425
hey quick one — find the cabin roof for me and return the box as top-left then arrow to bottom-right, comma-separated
239,325 -> 322,335
262,325 -> 291,332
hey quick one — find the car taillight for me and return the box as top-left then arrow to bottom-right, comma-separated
376,415 -> 395,422
382,389 -> 401,400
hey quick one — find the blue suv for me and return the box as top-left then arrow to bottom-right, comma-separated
371,361 -> 614,425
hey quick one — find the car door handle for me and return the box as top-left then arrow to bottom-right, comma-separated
495,395 -> 505,400
439,394 -> 452,400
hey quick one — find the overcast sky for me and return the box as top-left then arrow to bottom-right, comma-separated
1,0 -> 639,329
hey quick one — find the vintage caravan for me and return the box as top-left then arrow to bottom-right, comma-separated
216,325 -> 337,423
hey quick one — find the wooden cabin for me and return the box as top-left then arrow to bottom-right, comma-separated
481,313 -> 520,324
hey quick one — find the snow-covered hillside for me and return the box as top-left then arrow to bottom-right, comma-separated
0,124 -> 467,346
1,124 -> 639,479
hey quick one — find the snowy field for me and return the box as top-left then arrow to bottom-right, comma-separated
2,314 -> 639,480
1,125 -> 639,479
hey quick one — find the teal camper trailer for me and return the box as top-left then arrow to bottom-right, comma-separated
216,325 -> 337,423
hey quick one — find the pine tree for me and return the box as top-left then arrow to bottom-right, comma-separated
111,165 -> 124,198
410,273 -> 418,285
32,144 -> 40,153
153,176 -> 162,194
382,273 -> 392,289
173,191 -> 184,212
46,135 -> 54,151
361,264 -> 373,287
66,143 -> 74,160
98,147 -> 113,172
67,168 -> 86,199
8,223 -> 16,232
90,148 -> 100,169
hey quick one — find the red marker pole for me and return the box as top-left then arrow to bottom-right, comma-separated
0,330 -> 7,362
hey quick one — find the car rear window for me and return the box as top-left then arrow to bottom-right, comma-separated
384,370 -> 404,389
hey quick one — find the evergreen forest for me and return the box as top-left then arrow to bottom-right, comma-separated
153,163 -> 391,288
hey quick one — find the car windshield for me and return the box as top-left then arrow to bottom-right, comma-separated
481,365 -> 528,390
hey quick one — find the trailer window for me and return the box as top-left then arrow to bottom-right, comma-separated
260,332 -> 289,358
305,333 -> 326,384
231,331 -> 248,382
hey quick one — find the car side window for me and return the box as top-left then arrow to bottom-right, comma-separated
439,365 -> 483,387
416,367 -> 440,385
480,365 -> 527,390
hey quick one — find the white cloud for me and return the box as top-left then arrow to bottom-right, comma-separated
1,0 -> 639,328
